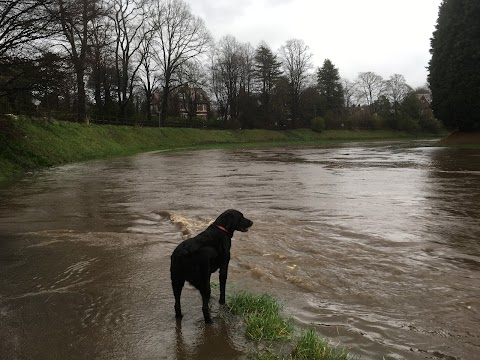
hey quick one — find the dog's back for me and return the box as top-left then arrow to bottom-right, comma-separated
171,228 -> 212,257
172,247 -> 219,288
170,226 -> 226,283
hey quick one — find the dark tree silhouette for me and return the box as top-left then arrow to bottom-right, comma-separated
428,0 -> 480,131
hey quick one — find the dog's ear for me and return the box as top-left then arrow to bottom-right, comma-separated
214,210 -> 238,233
220,211 -> 235,228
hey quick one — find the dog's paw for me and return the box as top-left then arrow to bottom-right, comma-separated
205,317 -> 213,324
219,298 -> 226,305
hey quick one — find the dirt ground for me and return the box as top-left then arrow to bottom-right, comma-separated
439,131 -> 480,146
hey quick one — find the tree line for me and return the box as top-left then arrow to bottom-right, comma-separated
1,0 -> 442,132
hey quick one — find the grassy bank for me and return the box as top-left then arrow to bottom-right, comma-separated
0,115 -> 441,183
226,292 -> 352,360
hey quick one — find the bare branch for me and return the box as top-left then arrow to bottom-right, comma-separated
152,0 -> 212,121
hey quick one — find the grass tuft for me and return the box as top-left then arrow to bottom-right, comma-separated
290,329 -> 352,360
227,292 -> 293,341
227,292 -> 355,360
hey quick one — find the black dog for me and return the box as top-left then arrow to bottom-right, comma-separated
170,209 -> 253,323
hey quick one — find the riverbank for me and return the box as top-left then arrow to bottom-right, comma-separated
226,292 -> 351,359
438,131 -> 480,147
0,115 -> 443,183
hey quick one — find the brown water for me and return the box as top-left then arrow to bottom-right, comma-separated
1,141 -> 480,360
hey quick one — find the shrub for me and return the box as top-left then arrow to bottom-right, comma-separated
324,111 -> 344,130
206,117 -> 223,129
311,117 -> 326,132
419,116 -> 444,133
370,114 -> 386,130
397,115 -> 420,133
227,118 -> 242,130
347,111 -> 376,130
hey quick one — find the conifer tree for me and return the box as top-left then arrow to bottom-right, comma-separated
254,43 -> 282,126
428,0 -> 480,131
317,59 -> 344,113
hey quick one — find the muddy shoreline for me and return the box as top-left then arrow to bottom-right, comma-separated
438,131 -> 480,146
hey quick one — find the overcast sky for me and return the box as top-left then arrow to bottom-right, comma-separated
189,0 -> 442,88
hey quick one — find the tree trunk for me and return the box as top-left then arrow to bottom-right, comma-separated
160,86 -> 169,126
146,90 -> 152,123
76,70 -> 87,122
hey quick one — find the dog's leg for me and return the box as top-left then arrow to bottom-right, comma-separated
172,279 -> 185,319
219,260 -> 229,305
199,280 -> 212,323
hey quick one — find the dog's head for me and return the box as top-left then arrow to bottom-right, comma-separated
214,209 -> 253,234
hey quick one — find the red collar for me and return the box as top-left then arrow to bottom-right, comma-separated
216,225 -> 228,233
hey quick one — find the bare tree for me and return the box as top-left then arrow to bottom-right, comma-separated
50,0 -> 103,121
236,42 -> 256,127
414,83 -> 431,94
110,0 -> 150,119
0,1 -> 56,103
210,35 -> 243,122
209,45 -> 228,121
342,78 -> 355,109
239,43 -> 255,96
355,71 -> 385,112
88,9 -> 115,115
138,20 -> 161,123
385,74 -> 412,115
153,0 -> 211,123
278,38 -> 313,125
0,0 -> 53,58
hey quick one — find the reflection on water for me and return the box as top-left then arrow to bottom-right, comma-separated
1,141 -> 480,359
175,319 -> 247,360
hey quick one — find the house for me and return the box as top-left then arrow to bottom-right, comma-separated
151,87 -> 210,120
417,93 -> 432,105
417,93 -> 433,118
177,87 -> 210,120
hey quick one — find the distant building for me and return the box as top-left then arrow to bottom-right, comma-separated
177,87 -> 209,119
151,87 -> 210,120
417,93 -> 433,118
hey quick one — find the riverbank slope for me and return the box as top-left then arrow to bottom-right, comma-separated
438,131 -> 480,147
0,115 -> 442,183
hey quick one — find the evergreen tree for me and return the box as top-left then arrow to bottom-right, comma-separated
317,59 -> 344,114
428,0 -> 480,131
254,43 -> 282,127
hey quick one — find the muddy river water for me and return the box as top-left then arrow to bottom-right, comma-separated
1,141 -> 479,359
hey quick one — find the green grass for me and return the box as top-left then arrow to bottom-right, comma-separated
290,330 -> 352,360
227,292 -> 293,341
226,292 -> 355,360
0,114 -> 444,184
